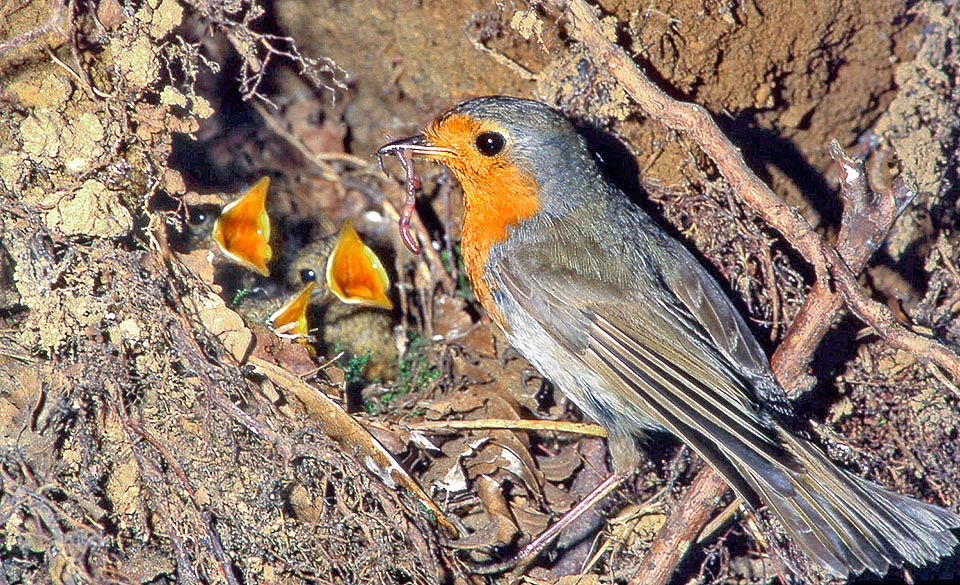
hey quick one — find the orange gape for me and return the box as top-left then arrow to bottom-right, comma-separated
378,96 -> 960,578
268,282 -> 315,337
325,219 -> 393,310
212,176 -> 273,276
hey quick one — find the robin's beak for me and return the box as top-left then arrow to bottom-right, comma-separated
376,134 -> 453,171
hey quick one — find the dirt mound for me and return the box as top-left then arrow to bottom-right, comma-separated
2,1 -> 959,583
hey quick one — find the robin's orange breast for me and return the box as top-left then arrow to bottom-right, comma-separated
421,113 -> 541,328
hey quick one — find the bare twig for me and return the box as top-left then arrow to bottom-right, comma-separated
548,0 -> 960,381
120,403 -> 206,583
251,101 -> 368,183
202,510 -> 243,585
627,470 -> 730,585
772,144 -> 918,393
407,418 -> 606,436
536,1 -> 960,583
247,357 -> 460,535
44,48 -> 111,100
222,27 -> 346,106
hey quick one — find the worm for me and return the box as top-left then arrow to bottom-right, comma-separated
379,133 -> 422,254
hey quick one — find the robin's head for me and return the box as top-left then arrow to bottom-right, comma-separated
378,96 -> 603,218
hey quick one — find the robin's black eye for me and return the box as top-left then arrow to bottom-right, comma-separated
299,268 -> 317,283
475,132 -> 505,156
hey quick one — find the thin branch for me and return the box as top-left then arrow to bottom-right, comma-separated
627,470 -> 730,585
548,0 -> 960,381
407,418 -> 606,436
537,1 -> 960,583
772,145 -> 918,393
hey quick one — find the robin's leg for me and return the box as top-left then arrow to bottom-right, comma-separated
472,470 -> 630,575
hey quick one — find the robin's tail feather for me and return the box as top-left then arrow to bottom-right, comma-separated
586,314 -> 959,577
737,429 -> 960,577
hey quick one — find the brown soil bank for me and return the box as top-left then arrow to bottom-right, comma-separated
2,1 -> 959,584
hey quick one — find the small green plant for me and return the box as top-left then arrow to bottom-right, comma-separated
360,333 -> 440,415
393,332 -> 440,396
230,287 -> 254,306
343,351 -> 371,386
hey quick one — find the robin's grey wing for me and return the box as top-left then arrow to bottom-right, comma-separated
491,211 -> 788,421
490,222 -> 960,576
653,245 -> 795,416
488,218 -> 804,500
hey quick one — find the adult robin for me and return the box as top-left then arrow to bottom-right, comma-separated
377,96 -> 959,577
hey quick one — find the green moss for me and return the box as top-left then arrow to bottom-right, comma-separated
230,287 -> 253,306
362,332 -> 439,415
394,332 -> 440,395
343,351 -> 371,386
